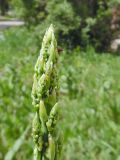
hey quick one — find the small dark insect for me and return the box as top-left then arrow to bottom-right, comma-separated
57,47 -> 63,54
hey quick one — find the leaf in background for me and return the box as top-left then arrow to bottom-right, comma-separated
4,125 -> 31,160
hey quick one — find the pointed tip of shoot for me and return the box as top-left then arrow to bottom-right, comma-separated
48,24 -> 54,32
43,24 -> 55,45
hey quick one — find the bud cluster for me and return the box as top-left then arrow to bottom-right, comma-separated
31,25 -> 62,160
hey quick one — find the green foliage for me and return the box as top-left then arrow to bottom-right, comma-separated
2,0 -> 120,52
0,28 -> 120,159
21,0 -> 80,46
21,0 -> 47,24
9,0 -> 24,17
5,126 -> 30,160
0,0 -> 9,15
0,28 -> 36,159
109,0 -> 120,7
60,46 -> 120,159
21,0 -> 116,52
89,8 -> 112,51
45,1 -> 80,35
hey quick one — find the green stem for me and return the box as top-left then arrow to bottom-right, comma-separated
32,24 -> 62,160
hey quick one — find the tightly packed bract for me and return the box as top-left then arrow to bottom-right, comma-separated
31,24 -> 62,160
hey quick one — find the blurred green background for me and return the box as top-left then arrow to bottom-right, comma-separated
0,0 -> 120,160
